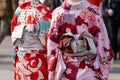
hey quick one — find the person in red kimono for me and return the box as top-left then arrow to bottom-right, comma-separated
47,0 -> 113,80
11,0 -> 52,80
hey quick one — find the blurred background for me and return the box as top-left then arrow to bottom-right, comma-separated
0,0 -> 120,80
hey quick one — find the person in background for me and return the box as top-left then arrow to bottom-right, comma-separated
0,0 -> 18,44
47,0 -> 113,80
11,0 -> 52,80
102,0 -> 120,59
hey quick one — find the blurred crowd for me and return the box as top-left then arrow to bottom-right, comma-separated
0,0 -> 120,60
102,0 -> 120,60
0,0 -> 18,43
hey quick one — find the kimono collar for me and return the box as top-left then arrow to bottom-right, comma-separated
18,0 -> 42,9
61,0 -> 89,10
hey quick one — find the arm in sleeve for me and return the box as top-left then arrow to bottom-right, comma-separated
95,7 -> 114,70
47,8 -> 62,80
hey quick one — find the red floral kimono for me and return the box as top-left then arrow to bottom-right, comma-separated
47,0 -> 113,80
11,0 -> 52,80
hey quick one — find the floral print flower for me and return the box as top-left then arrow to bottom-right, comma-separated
15,50 -> 46,80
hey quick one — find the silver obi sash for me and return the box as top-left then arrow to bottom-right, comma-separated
58,31 -> 97,56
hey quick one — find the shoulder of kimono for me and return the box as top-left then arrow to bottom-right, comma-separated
87,2 -> 101,15
14,7 -> 21,15
52,6 -> 64,15
37,5 -> 53,12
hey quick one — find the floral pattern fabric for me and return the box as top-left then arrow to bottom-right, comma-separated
14,50 -> 47,80
11,0 -> 52,80
47,0 -> 113,80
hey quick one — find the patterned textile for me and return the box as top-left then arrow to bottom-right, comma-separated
87,0 -> 102,6
14,50 -> 47,80
47,0 -> 113,80
11,0 -> 52,80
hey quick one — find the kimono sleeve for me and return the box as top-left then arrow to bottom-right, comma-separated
47,8 -> 62,80
95,8 -> 114,70
37,6 -> 53,47
37,19 -> 51,47
11,7 -> 20,32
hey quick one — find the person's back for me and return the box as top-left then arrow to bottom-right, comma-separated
11,0 -> 52,79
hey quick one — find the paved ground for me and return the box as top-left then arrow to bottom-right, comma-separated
0,36 -> 120,80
